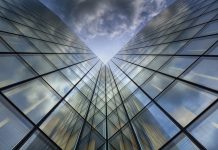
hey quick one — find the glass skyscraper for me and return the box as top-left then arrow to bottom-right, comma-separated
0,0 -> 218,149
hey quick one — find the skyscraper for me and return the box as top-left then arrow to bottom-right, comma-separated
0,0 -> 218,149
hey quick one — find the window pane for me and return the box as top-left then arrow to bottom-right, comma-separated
40,102 -> 83,150
182,57 -> 218,90
162,133 -> 199,150
3,79 -> 60,123
78,123 -> 105,150
160,57 -> 197,77
1,34 -> 38,52
0,95 -> 32,150
65,88 -> 89,117
43,72 -> 73,97
199,20 -> 218,36
61,68 -> 81,84
179,36 -> 217,55
22,55 -> 55,74
20,130 -> 59,150
156,82 -> 216,126
132,103 -> 179,150
124,89 -> 150,118
0,39 -> 10,52
188,102 -> 218,149
141,73 -> 173,98
0,55 -> 35,88
109,124 -> 139,150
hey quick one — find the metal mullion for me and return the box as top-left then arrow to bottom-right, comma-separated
116,53 -> 218,57
74,64 -> 103,149
108,65 -> 142,150
0,52 -> 95,54
12,60 -> 99,149
104,66 -> 109,150
112,60 -> 207,150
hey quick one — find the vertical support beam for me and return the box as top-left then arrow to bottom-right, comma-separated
105,66 -> 108,150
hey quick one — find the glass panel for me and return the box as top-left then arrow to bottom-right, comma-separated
20,130 -> 59,150
0,95 -> 32,150
0,39 -> 10,52
61,68 -> 81,84
162,133 -> 199,150
0,55 -> 35,88
141,73 -> 173,98
65,88 -> 89,117
161,41 -> 187,54
43,72 -> 73,97
22,55 -> 55,74
132,103 -> 179,150
160,57 -> 197,77
3,79 -> 60,123
109,124 -> 139,150
199,20 -> 218,36
157,81 -> 216,126
188,102 -> 218,150
78,123 -> 105,150
45,55 -> 66,69
124,88 -> 150,119
183,57 -> 218,90
1,34 -> 38,52
40,102 -> 83,150
179,36 -> 217,55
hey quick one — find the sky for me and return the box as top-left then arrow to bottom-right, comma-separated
39,0 -> 175,63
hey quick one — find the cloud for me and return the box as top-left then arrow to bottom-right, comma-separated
40,0 -> 168,40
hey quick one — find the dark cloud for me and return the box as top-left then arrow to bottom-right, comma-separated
40,0 -> 169,40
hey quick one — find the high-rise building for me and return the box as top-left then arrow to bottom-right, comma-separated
0,0 -> 218,149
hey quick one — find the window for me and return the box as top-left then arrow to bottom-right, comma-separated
141,73 -> 173,98
3,79 -> 60,123
147,56 -> 171,70
161,41 -> 187,54
77,123 -> 105,150
45,54 -> 66,69
0,39 -> 10,52
162,133 -> 199,150
132,103 -> 179,150
199,20 -> 218,36
22,55 -> 55,74
160,56 -> 197,77
65,88 -> 89,117
0,95 -> 32,149
109,124 -> 139,150
188,102 -> 218,149
156,81 -> 217,126
40,102 -> 83,150
43,72 -> 73,97
179,36 -> 217,55
1,34 -> 38,52
124,88 -> 150,118
182,57 -> 218,90
0,55 -> 35,88
61,68 -> 81,84
20,130 -> 59,150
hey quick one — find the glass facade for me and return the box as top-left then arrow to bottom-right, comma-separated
0,0 -> 218,149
